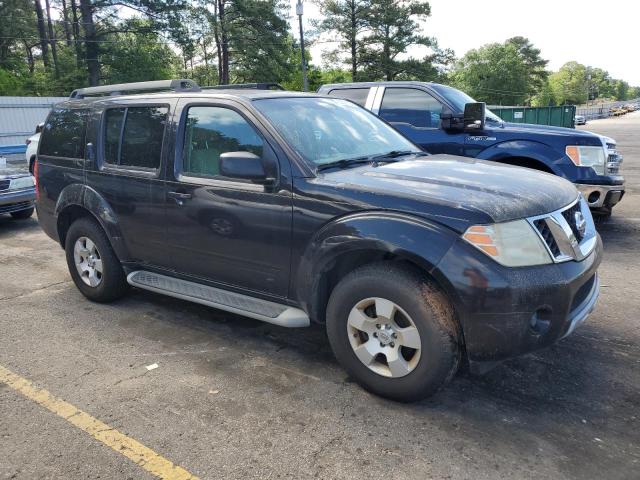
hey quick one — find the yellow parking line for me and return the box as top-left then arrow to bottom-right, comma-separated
0,364 -> 199,480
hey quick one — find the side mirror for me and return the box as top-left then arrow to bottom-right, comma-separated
35,122 -> 44,134
463,102 -> 485,131
219,151 -> 272,184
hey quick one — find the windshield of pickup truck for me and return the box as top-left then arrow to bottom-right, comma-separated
430,84 -> 503,123
253,97 -> 421,166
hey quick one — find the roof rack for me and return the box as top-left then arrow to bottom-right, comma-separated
202,83 -> 285,91
69,79 -> 201,99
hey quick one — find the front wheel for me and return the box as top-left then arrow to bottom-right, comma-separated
64,217 -> 129,302
326,262 -> 461,402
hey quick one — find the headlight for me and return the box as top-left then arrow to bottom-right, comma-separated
462,220 -> 552,267
9,176 -> 35,190
565,145 -> 606,175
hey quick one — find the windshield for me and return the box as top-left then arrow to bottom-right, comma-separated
253,97 -> 420,166
430,84 -> 503,123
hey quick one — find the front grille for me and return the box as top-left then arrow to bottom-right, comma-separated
0,179 -> 10,191
0,201 -> 32,214
533,219 -> 561,256
561,202 -> 584,242
530,196 -> 596,263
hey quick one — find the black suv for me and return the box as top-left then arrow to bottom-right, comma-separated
36,80 -> 602,401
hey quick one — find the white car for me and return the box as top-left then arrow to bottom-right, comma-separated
25,123 -> 43,174
574,115 -> 587,126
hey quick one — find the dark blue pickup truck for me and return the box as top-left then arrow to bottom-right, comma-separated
318,81 -> 625,215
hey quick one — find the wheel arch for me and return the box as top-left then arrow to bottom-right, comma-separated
476,140 -> 563,175
55,185 -> 130,261
294,212 -> 459,324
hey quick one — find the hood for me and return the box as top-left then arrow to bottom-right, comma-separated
320,154 -> 578,227
499,122 -> 603,145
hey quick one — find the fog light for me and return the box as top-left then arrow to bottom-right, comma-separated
530,307 -> 552,335
587,191 -> 600,205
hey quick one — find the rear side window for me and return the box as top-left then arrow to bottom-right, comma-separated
328,88 -> 369,107
182,106 -> 263,178
40,108 -> 88,158
379,88 -> 443,128
103,106 -> 168,169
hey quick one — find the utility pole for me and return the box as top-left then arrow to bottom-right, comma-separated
296,0 -> 309,92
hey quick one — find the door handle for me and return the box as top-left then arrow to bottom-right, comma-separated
168,191 -> 192,205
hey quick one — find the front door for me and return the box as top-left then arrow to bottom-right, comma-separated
163,100 -> 293,298
375,87 -> 466,156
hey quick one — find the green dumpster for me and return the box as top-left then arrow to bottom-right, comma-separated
489,105 -> 576,128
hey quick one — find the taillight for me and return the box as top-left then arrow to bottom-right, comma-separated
33,158 -> 39,201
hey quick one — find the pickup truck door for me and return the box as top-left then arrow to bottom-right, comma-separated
162,98 -> 293,298
371,86 -> 465,156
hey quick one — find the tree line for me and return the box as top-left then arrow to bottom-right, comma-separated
1,0 -> 638,105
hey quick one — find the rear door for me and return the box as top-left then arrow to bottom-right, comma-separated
374,87 -> 465,156
86,99 -> 172,266
163,98 -> 293,298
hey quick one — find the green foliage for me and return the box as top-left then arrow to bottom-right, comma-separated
101,20 -> 181,84
449,43 -> 529,105
549,62 -> 588,105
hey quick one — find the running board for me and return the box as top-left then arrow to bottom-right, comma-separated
127,271 -> 310,328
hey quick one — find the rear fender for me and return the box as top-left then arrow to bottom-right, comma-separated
55,184 -> 130,260
295,211 -> 458,321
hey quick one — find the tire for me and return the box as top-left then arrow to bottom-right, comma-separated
326,262 -> 461,402
64,216 -> 129,302
10,207 -> 34,220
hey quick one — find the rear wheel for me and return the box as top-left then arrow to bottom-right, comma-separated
64,217 -> 128,302
10,207 -> 34,220
326,262 -> 461,402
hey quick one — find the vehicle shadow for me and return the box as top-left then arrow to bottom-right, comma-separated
0,215 -> 41,239
100,283 -> 639,477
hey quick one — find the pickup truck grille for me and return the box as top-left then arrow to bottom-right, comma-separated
0,179 -> 10,191
529,196 -> 597,263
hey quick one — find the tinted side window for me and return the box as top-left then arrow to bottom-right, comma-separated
379,88 -> 443,128
328,88 -> 369,106
104,108 -> 125,164
40,108 -> 88,158
183,106 -> 263,178
102,106 -> 167,169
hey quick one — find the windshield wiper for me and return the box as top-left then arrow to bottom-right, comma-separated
370,150 -> 428,163
316,150 -> 427,172
316,156 -> 373,172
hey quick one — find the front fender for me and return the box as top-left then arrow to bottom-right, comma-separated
295,211 -> 458,321
476,140 -> 565,176
55,184 -> 130,261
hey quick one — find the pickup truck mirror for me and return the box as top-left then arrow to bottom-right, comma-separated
463,102 -> 486,131
219,151 -> 273,184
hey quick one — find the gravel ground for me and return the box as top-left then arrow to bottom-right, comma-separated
1,113 -> 638,479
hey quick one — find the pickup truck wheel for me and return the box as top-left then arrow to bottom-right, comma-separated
10,207 -> 34,220
64,217 -> 128,302
326,262 -> 460,402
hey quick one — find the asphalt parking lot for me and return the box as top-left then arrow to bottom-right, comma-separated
1,113 -> 639,480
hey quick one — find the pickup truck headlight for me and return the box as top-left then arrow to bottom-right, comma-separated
462,220 -> 552,267
565,145 -> 606,175
8,176 -> 35,190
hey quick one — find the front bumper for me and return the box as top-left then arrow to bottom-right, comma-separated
0,188 -> 36,214
433,234 -> 602,365
575,183 -> 625,208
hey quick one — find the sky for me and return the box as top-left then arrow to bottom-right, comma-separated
290,0 -> 640,86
